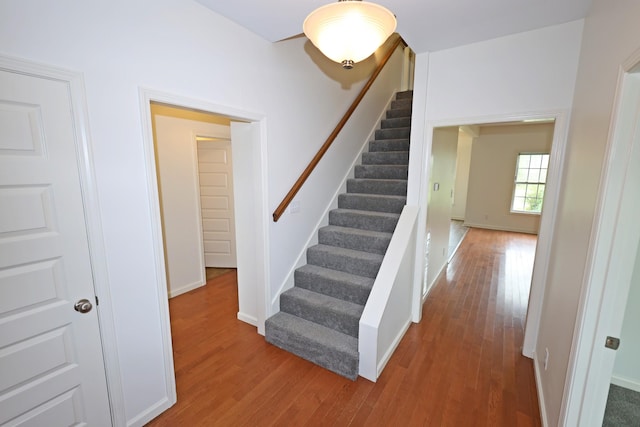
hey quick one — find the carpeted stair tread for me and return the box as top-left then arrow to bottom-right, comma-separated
355,164 -> 408,179
369,139 -> 410,152
280,287 -> 364,337
329,208 -> 400,233
265,312 -> 358,380
338,193 -> 406,214
347,178 -> 407,196
307,244 -> 383,278
381,117 -> 411,129
362,151 -> 409,165
375,127 -> 411,140
386,108 -> 412,119
395,90 -> 413,99
391,99 -> 412,110
319,225 -> 392,255
295,264 -> 374,305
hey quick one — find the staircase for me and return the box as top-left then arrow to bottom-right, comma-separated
265,90 -> 413,380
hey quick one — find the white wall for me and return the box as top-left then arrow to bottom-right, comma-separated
451,130 -> 473,220
0,0 -> 401,423
464,123 -> 554,234
423,21 -> 584,123
613,247 -> 640,392
534,2 -> 640,424
425,127 -> 458,291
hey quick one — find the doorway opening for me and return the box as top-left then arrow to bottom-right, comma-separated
423,120 -> 556,307
139,89 -> 270,410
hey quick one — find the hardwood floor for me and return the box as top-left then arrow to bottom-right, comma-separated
147,228 -> 541,426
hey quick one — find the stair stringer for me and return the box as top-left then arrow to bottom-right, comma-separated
269,94 -> 398,314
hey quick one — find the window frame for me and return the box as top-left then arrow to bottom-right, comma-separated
510,152 -> 550,215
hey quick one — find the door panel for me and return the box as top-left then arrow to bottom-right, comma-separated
0,70 -> 111,425
198,139 -> 237,268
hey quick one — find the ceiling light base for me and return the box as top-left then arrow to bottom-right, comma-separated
341,60 -> 355,69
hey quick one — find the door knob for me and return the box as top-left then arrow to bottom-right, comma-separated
74,298 -> 93,313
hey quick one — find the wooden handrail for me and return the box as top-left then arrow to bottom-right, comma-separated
272,35 -> 407,222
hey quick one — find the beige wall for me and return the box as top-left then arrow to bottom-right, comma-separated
425,127 -> 458,291
464,123 -> 554,234
152,113 -> 230,298
451,129 -> 473,220
536,1 -> 640,424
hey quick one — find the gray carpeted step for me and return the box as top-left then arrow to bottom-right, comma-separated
328,208 -> 400,233
319,225 -> 392,254
369,139 -> 410,152
362,151 -> 409,165
355,164 -> 408,179
347,178 -> 407,196
396,90 -> 413,99
386,108 -> 412,119
280,287 -> 363,338
381,117 -> 411,129
295,264 -> 374,305
391,98 -> 412,110
307,244 -> 383,278
265,312 -> 358,380
338,193 -> 406,214
375,127 -> 411,140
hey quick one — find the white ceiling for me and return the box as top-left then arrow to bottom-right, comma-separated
195,0 -> 593,54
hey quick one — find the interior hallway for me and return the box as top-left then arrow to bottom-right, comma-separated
148,228 -> 540,426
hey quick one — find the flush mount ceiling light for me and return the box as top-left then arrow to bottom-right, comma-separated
303,0 -> 397,69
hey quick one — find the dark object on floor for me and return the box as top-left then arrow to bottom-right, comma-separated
603,384 -> 640,426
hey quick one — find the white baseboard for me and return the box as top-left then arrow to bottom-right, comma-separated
611,375 -> 640,392
462,222 -> 539,235
424,262 -> 448,297
532,351 -> 549,427
168,280 -> 205,298
237,312 -> 258,327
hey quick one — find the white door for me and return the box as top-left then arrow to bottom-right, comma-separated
198,138 -> 237,268
0,69 -> 111,425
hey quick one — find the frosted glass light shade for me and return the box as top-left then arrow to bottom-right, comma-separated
303,1 -> 397,68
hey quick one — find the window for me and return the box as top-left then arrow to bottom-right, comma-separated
511,153 -> 549,214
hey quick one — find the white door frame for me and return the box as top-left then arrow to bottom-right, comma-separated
560,50 -> 640,426
138,88 -> 271,408
0,55 -> 126,426
408,107 -> 570,360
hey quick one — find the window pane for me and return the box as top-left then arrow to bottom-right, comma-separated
516,168 -> 529,182
519,155 -> 531,169
537,184 -> 545,198
530,155 -> 542,169
540,168 -> 548,183
541,154 -> 550,168
526,184 -> 539,198
527,197 -> 542,212
528,168 -> 541,182
513,197 -> 525,211
515,183 -> 527,197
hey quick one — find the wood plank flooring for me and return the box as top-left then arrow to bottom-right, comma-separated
146,228 -> 541,426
